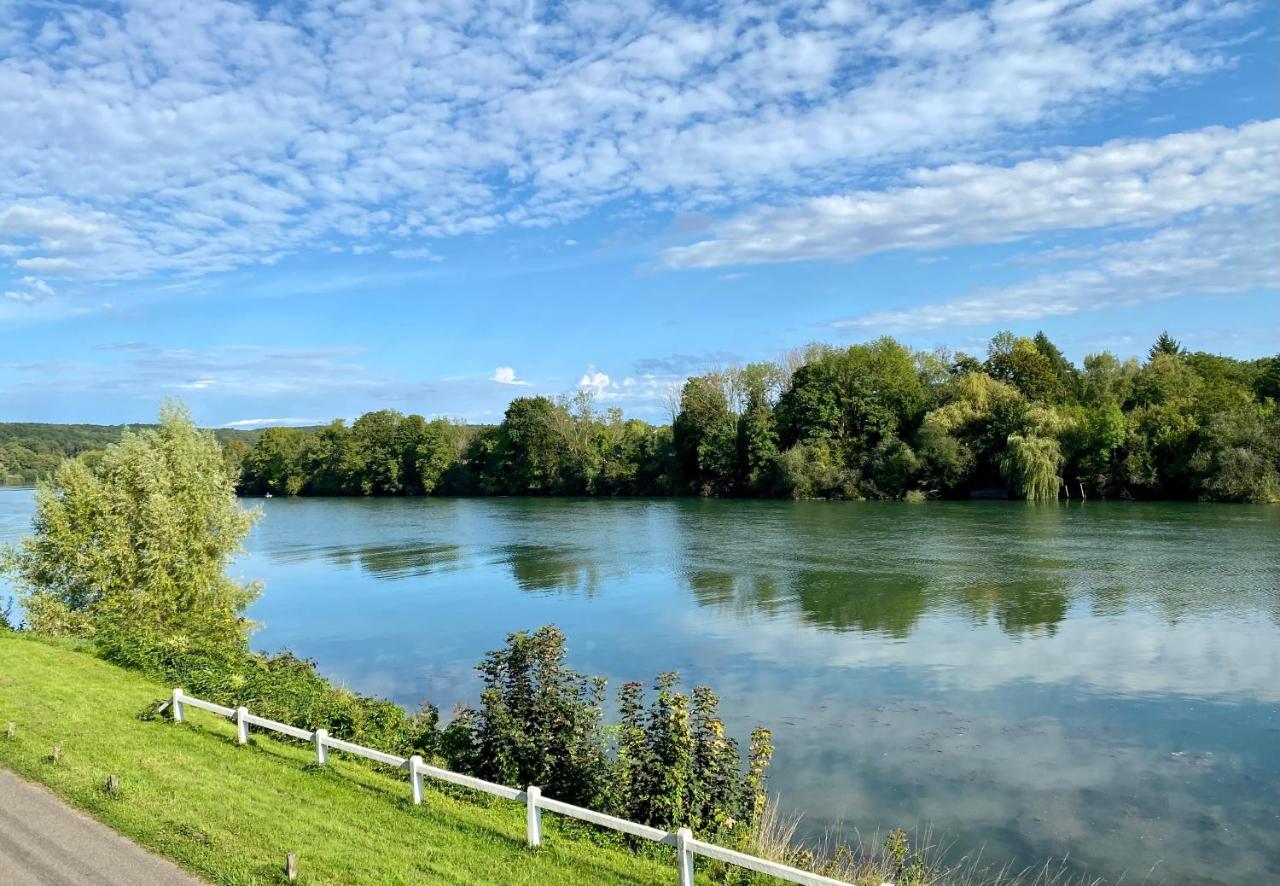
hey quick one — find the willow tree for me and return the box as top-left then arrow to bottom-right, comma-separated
1000,433 -> 1063,501
3,402 -> 261,666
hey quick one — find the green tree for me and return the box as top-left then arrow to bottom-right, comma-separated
3,402 -> 261,666
342,410 -> 406,494
673,374 -> 738,496
1148,331 -> 1186,362
494,397 -> 566,494
246,426 -> 308,495
736,363 -> 782,495
1000,433 -> 1063,501
985,332 -> 1066,402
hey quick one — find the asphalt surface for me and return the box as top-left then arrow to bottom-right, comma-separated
0,768 -> 203,885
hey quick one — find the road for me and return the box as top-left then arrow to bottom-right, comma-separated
0,768 -> 202,885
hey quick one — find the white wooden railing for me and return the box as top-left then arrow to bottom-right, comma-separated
169,687 -> 851,886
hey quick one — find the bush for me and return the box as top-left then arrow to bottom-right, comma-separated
442,625 -> 613,808
616,675 -> 772,840
152,644 -> 439,757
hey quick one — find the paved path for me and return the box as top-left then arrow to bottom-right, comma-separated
0,768 -> 203,885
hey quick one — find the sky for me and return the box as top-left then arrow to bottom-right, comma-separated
0,0 -> 1276,427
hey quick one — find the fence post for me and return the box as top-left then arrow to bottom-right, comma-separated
525,786 -> 542,848
235,706 -> 249,745
314,728 -> 328,766
171,688 -> 184,723
676,827 -> 694,886
409,755 -> 424,805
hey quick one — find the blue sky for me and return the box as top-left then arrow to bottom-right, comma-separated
1,0 -> 1276,427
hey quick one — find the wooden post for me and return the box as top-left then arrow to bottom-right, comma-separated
171,688 -> 184,723
525,786 -> 541,848
235,707 -> 249,745
5,722 -> 13,739
51,743 -> 61,764
676,827 -> 695,886
314,728 -> 328,766
409,755 -> 424,805
1079,481 -> 1087,501
285,852 -> 298,883
106,774 -> 120,796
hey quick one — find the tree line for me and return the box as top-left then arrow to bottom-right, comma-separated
0,422 -> 256,486
231,332 -> 1280,503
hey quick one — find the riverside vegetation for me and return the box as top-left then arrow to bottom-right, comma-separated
204,331 -> 1280,503
4,332 -> 1278,503
0,399 -> 1113,884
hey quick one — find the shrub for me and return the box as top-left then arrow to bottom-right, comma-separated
616,674 -> 772,841
443,625 -> 613,808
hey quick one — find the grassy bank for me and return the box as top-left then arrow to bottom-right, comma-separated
0,633 -> 683,885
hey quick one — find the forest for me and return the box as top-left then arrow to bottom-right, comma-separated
6,332 -> 1279,502
226,331 -> 1280,503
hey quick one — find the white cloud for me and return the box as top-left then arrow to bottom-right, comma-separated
13,256 -> 80,274
662,120 -> 1280,268
490,366 -> 531,386
837,204 -> 1280,331
576,366 -> 612,394
3,275 -> 55,304
0,0 -> 1253,285
222,417 -> 322,428
387,247 -> 442,261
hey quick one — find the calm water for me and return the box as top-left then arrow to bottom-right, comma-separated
2,489 -> 1277,883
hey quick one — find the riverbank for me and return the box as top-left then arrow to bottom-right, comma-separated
0,633 -> 682,885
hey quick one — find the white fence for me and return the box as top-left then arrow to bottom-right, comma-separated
170,688 -> 851,886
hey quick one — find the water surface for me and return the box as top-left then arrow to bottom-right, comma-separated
2,489 -> 1276,883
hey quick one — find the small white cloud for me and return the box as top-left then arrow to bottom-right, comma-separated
14,256 -> 80,274
3,276 -> 55,304
223,417 -> 321,428
490,366 -> 531,386
577,366 -> 612,394
564,239 -> 578,246
178,378 -> 218,390
388,247 -> 443,261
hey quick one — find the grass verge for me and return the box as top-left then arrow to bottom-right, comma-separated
0,632 -> 684,885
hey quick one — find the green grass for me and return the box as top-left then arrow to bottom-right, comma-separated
0,632 -> 689,885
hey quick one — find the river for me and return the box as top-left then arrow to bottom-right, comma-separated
1,489 -> 1276,883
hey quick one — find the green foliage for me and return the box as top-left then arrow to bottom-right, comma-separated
1149,331 -> 1186,361
15,330 -> 1276,505
1000,434 -> 1063,501
444,625 -> 613,807
674,373 -> 739,495
4,402 -> 261,666
616,675 -> 769,839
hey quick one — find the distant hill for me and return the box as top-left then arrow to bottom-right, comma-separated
0,422 -> 260,485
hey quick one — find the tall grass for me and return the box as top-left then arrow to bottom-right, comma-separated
748,798 -> 1106,886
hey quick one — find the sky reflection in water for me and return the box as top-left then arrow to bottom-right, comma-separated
1,491 -> 1276,883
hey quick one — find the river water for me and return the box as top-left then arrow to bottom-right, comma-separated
1,489 -> 1276,883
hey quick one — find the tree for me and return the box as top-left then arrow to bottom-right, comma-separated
495,397 -> 566,494
3,402 -> 261,666
245,426 -> 307,495
1148,331 -> 1186,362
736,363 -> 782,495
343,410 -> 406,494
1000,433 -> 1063,501
985,332 -> 1067,403
673,374 -> 738,496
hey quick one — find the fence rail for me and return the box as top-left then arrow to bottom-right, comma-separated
168,687 -> 852,886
